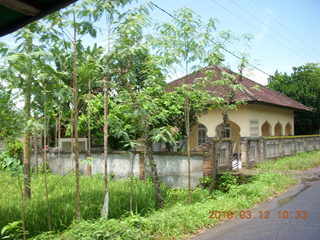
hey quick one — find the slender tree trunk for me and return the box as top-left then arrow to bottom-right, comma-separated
101,75 -> 109,218
58,112 -> 61,173
34,135 -> 39,175
86,78 -> 92,176
184,35 -> 192,202
55,118 -> 58,148
33,114 -> 39,175
23,91 -> 31,199
18,175 -> 26,240
184,96 -> 192,204
72,9 -> 81,220
43,92 -> 52,231
145,139 -> 163,208
129,151 -> 135,213
103,76 -> 109,193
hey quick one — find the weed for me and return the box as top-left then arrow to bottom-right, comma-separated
0,172 -> 166,237
258,150 -> 320,171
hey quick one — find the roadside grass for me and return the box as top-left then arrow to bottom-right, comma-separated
5,150 -> 320,239
32,172 -> 295,240
257,150 -> 320,171
0,173 -> 166,237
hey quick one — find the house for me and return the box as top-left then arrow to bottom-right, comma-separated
169,66 -> 311,151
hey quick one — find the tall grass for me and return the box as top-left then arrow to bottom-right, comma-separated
258,150 -> 320,171
0,172 -> 165,237
33,172 -> 295,240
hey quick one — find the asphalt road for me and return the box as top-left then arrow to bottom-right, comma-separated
192,172 -> 320,240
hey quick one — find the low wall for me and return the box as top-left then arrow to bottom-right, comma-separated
240,135 -> 320,168
30,135 -> 320,188
31,151 -> 204,188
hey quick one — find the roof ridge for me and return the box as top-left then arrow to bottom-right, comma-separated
243,77 -> 312,110
167,66 -> 311,112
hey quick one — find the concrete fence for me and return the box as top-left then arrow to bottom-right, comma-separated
30,135 -> 320,188
31,151 -> 203,188
240,135 -> 320,168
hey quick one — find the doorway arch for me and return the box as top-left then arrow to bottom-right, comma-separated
285,122 -> 293,136
274,122 -> 283,136
261,121 -> 271,136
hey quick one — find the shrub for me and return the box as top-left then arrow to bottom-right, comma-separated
4,139 -> 23,159
216,173 -> 238,192
0,151 -> 21,172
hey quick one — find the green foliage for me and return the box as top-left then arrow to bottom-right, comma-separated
258,150 -> 320,171
1,221 -> 25,240
0,139 -> 23,172
0,152 -> 21,172
165,188 -> 211,207
268,63 -> 320,134
198,176 -> 213,189
3,139 -> 23,159
0,173 -> 167,237
216,173 -> 238,192
0,86 -> 22,138
33,172 -> 294,240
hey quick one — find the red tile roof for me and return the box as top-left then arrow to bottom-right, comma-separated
168,66 -> 311,112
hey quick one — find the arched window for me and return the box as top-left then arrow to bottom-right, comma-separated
285,123 -> 293,136
261,121 -> 271,136
216,123 -> 231,138
197,124 -> 208,146
274,122 -> 283,136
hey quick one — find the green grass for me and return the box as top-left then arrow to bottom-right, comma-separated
257,150 -> 320,171
32,172 -> 295,240
0,173 -> 165,237
4,150 -> 320,239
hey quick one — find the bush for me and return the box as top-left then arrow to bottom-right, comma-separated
0,151 -> 21,172
4,139 -> 23,159
216,173 -> 238,192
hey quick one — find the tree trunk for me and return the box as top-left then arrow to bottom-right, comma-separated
55,117 -> 58,148
145,139 -> 163,208
23,91 -> 31,199
103,76 -> 109,193
58,112 -> 61,173
184,96 -> 192,204
33,135 -> 38,175
86,78 -> 92,176
43,93 -> 52,231
72,9 -> 81,220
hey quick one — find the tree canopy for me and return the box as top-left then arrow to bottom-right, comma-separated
268,63 -> 320,134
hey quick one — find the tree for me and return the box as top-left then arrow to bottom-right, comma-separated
151,7 -> 227,199
268,63 -> 320,134
0,85 -> 22,138
0,23 -> 45,199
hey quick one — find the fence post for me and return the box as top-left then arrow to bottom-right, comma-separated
303,137 -> 308,152
262,138 -> 267,161
256,139 -> 261,163
279,139 -> 285,157
139,153 -> 145,180
228,140 -> 232,171
293,138 -> 297,154
240,138 -> 249,168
